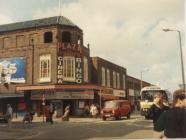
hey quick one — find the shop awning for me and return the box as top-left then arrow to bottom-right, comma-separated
16,84 -> 102,91
0,93 -> 24,99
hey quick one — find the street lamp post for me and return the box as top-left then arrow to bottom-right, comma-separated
163,29 -> 185,90
140,69 -> 149,90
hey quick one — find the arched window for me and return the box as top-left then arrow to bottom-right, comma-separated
62,32 -> 71,42
44,32 -> 53,43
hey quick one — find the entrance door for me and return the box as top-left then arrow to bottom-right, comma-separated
63,100 -> 75,116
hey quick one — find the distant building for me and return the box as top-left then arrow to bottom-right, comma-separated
127,75 -> 151,107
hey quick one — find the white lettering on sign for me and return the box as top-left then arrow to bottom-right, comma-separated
57,56 -> 63,83
75,57 -> 82,83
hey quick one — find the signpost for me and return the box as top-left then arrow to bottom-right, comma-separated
42,94 -> 45,122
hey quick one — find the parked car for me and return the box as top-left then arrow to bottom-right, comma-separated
101,100 -> 131,120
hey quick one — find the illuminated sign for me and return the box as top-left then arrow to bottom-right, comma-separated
57,56 -> 63,84
57,43 -> 82,55
75,57 -> 82,83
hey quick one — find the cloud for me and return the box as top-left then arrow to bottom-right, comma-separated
32,0 -> 184,92
0,14 -> 13,24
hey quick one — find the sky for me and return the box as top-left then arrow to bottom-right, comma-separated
0,0 -> 185,92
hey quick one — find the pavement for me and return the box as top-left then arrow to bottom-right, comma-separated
11,110 -> 141,123
1,111 -> 147,140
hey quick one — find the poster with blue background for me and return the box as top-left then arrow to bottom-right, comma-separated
0,57 -> 26,83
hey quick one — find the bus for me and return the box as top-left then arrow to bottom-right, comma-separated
140,86 -> 170,119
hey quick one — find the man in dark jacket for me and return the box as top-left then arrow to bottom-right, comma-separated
147,92 -> 169,129
154,89 -> 186,138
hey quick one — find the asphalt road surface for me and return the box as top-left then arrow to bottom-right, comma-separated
0,112 -> 153,140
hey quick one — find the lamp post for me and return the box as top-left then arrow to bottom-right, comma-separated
140,69 -> 149,90
163,28 -> 185,90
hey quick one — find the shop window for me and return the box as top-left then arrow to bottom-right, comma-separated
63,56 -> 75,81
62,32 -> 71,43
39,54 -> 51,82
44,32 -> 53,43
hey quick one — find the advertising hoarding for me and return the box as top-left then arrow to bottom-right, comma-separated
0,57 -> 26,83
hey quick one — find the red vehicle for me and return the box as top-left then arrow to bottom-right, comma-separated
101,100 -> 131,120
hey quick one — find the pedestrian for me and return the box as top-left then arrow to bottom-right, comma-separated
84,105 -> 90,117
62,105 -> 70,121
154,88 -> 186,138
147,92 -> 169,138
49,103 -> 54,124
5,104 -> 13,128
90,104 -> 98,118
45,104 -> 50,122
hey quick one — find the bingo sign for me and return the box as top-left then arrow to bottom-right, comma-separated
0,57 -> 26,83
75,57 -> 82,84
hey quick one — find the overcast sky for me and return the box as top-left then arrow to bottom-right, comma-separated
0,0 -> 185,92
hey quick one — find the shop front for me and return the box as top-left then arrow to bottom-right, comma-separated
16,84 -> 100,117
0,93 -> 24,117
31,90 -> 94,117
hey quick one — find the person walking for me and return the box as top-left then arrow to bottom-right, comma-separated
154,88 -> 186,138
84,105 -> 90,117
62,105 -> 70,121
90,104 -> 98,118
147,92 -> 169,138
49,103 -> 54,124
5,104 -> 13,128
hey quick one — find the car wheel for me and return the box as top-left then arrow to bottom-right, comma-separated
127,112 -> 130,119
115,115 -> 120,120
102,117 -> 106,121
145,115 -> 149,119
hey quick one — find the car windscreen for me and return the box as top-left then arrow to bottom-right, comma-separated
141,90 -> 168,102
104,101 -> 118,108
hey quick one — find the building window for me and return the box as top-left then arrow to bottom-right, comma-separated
113,71 -> 116,88
16,35 -> 25,47
117,72 -> 120,89
63,56 -> 75,81
3,37 -> 12,48
101,67 -> 106,86
123,75 -> 126,89
62,32 -> 71,42
39,54 -> 51,82
44,32 -> 53,43
83,57 -> 88,82
106,69 -> 110,87
0,38 -> 3,49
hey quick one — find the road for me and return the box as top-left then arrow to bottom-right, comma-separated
0,112 -> 153,140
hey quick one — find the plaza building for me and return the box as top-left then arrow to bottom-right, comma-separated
0,16 -> 151,117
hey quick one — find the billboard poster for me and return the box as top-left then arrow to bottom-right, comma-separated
0,57 -> 26,83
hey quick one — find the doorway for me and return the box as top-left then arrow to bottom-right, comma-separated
63,100 -> 75,116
